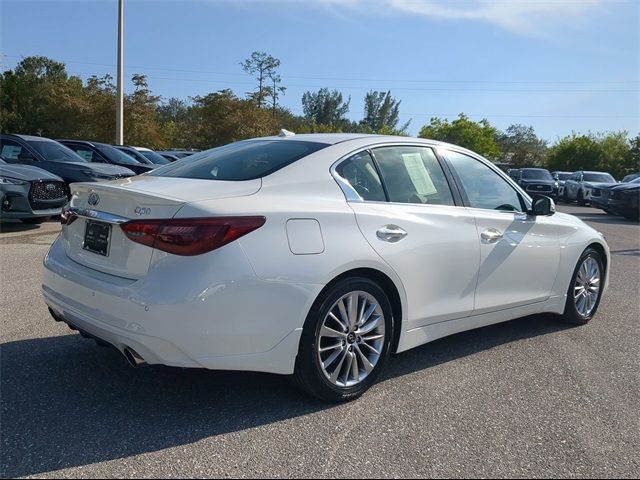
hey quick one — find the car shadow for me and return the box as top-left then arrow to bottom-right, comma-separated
0,314 -> 571,478
569,211 -> 639,225
0,220 -> 40,233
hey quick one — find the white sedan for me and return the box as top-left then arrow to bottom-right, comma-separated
43,134 -> 609,401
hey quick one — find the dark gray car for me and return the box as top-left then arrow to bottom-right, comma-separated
0,156 -> 67,224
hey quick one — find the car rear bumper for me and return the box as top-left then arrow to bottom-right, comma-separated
42,236 -> 317,374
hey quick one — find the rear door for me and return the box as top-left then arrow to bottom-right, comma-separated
442,149 -> 560,313
336,145 -> 480,330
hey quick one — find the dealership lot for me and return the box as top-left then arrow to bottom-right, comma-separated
1,205 -> 638,478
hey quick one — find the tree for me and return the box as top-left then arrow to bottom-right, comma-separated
496,124 -> 547,167
545,132 -> 633,179
419,113 -> 501,160
0,56 -> 84,137
360,90 -> 409,134
188,89 -> 277,148
241,51 -> 282,109
629,134 -> 640,173
301,88 -> 350,127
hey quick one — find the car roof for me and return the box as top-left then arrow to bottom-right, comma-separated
2,133 -> 56,142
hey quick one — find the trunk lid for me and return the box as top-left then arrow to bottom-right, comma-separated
63,177 -> 261,278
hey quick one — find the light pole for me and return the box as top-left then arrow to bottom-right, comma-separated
115,0 -> 124,145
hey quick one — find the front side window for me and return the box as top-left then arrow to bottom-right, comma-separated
150,140 -> 329,181
335,151 -> 386,202
446,150 -> 524,212
372,146 -> 455,206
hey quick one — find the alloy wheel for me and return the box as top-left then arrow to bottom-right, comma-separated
317,291 -> 385,388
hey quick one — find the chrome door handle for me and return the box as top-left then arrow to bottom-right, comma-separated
481,228 -> 503,243
376,225 -> 407,242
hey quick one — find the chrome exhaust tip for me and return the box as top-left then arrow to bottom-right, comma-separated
123,347 -> 148,368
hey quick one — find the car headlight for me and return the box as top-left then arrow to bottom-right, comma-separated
0,176 -> 27,185
554,182 -> 559,188
82,170 -> 116,180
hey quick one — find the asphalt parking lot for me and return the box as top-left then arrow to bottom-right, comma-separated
1,205 -> 638,479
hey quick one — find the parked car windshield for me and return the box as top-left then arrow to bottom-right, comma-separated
584,172 -> 616,183
96,145 -> 141,165
28,139 -> 87,163
555,172 -> 572,180
140,150 -> 171,165
521,169 -> 553,180
149,140 -> 329,181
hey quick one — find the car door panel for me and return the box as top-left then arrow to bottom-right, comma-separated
470,209 -> 560,313
351,202 -> 480,329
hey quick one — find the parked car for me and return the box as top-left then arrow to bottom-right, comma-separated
0,155 -> 67,224
158,153 -> 181,162
551,171 -> 572,200
114,145 -> 155,165
514,168 -> 558,199
43,134 -> 609,402
606,177 -> 640,220
563,171 -> 617,205
157,149 -> 200,160
0,134 -> 135,185
621,173 -> 640,183
589,184 -> 618,212
133,147 -> 171,165
58,140 -> 155,175
507,168 -> 519,180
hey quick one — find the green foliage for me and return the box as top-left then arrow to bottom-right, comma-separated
2,55 -> 637,178
545,131 -> 634,179
187,90 -> 277,148
419,113 -> 501,160
497,124 -> 547,167
301,88 -> 350,127
240,51 -> 282,110
360,90 -> 409,134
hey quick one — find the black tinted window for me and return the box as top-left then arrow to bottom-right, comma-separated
335,151 -> 386,202
28,139 -> 86,163
150,140 -> 328,181
521,169 -> 552,180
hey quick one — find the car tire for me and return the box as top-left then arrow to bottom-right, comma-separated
293,277 -> 393,402
577,191 -> 585,206
562,191 -> 570,203
560,248 -> 604,325
20,216 -> 50,224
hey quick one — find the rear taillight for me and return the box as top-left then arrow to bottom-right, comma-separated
60,205 -> 78,226
120,216 -> 266,256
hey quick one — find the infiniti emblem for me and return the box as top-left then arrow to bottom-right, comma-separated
88,193 -> 100,206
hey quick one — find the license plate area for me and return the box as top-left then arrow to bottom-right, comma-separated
83,220 -> 111,256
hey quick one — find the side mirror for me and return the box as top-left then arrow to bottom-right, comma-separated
529,195 -> 555,216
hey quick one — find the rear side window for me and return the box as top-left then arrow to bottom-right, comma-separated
335,151 -> 386,202
373,146 -> 455,206
150,140 -> 329,181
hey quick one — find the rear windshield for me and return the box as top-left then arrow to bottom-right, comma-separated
584,173 -> 615,183
555,172 -> 571,180
29,139 -> 87,163
521,169 -> 552,180
149,140 -> 329,181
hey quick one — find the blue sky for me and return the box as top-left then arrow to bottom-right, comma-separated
1,0 -> 638,140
